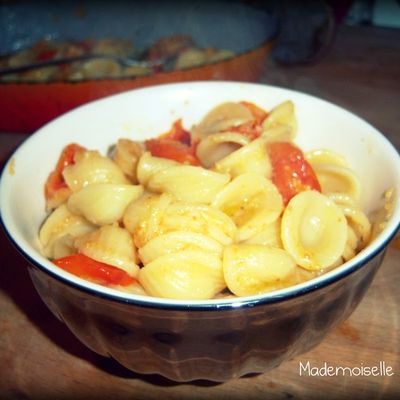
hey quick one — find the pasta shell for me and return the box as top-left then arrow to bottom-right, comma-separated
67,183 -> 143,225
311,163 -> 362,204
191,101 -> 253,139
174,48 -> 207,70
327,192 -> 357,208
75,224 -> 139,277
261,124 -> 294,143
207,49 -> 236,63
281,190 -> 348,270
342,225 -> 358,261
291,265 -> 320,285
305,149 -> 349,168
262,100 -> 297,135
370,188 -> 395,240
328,192 -> 371,249
63,150 -> 129,191
243,218 -> 282,247
214,137 -> 272,178
212,172 -> 283,241
139,230 -> 223,264
39,204 -> 96,258
148,165 -> 230,204
162,202 -> 237,245
52,234 -> 77,259
223,244 -> 296,296
338,204 -> 371,248
122,192 -> 158,234
195,132 -> 250,168
139,250 -> 225,300
111,138 -> 144,182
142,193 -> 175,245
131,193 -> 175,248
45,186 -> 72,211
136,151 -> 179,185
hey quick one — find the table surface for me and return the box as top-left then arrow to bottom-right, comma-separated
1,25 -> 399,399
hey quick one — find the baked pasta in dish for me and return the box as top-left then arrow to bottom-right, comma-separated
0,35 -> 235,82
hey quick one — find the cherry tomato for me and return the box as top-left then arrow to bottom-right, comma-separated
226,120 -> 262,140
44,143 -> 85,202
267,141 -> 321,204
53,253 -> 136,286
159,119 -> 191,145
146,119 -> 200,165
224,102 -> 268,139
240,101 -> 269,124
145,139 -> 200,165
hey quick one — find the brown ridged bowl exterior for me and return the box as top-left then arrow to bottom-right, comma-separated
27,248 -> 385,382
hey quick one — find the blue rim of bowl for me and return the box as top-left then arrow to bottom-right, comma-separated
1,213 -> 399,311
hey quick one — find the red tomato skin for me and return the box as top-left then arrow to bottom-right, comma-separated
220,102 -> 268,140
53,253 -> 135,286
44,143 -> 85,200
225,120 -> 262,140
159,119 -> 191,145
146,139 -> 200,165
240,101 -> 269,124
267,142 -> 321,204
145,119 -> 201,165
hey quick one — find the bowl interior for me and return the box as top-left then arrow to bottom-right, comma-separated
1,81 -> 399,307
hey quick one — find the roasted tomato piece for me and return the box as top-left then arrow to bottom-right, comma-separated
267,141 -> 321,204
44,143 -> 85,208
53,253 -> 136,286
145,139 -> 200,165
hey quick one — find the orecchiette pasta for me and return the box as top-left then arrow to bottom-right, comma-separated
281,190 -> 347,270
327,192 -> 371,250
139,249 -> 225,300
39,204 -> 96,258
195,132 -> 250,167
262,100 -> 297,137
214,137 -> 272,178
342,225 -> 358,262
336,202 -> 371,248
160,201 -> 237,246
51,234 -> 78,260
136,152 -> 179,185
63,150 -> 129,191
132,193 -> 175,247
223,244 -> 296,296
261,124 -> 293,144
369,188 -> 395,240
243,217 -> 282,248
122,192 -> 158,234
212,172 -> 283,241
67,183 -> 143,225
75,224 -> 139,277
139,230 -> 223,264
305,149 -> 349,168
40,98 -> 380,300
191,101 -> 254,139
147,165 -> 230,204
111,138 -> 144,182
311,164 -> 362,204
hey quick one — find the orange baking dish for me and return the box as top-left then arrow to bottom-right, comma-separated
0,0 -> 277,133
0,42 -> 272,133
